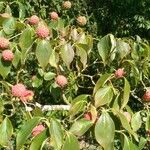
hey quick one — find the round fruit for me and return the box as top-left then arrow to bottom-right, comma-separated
36,26 -> 49,38
12,84 -> 26,97
32,124 -> 45,137
2,50 -> 14,61
56,75 -> 68,87
84,112 -> 92,121
77,16 -> 87,26
28,15 -> 39,25
62,1 -> 72,9
0,37 -> 9,49
115,68 -> 125,78
50,12 -> 59,20
143,90 -> 150,102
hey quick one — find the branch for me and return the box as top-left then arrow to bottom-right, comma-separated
25,102 -> 71,112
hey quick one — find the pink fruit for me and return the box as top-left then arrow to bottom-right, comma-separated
32,124 -> 45,137
11,84 -> 26,97
77,16 -> 87,26
28,15 -> 39,25
2,50 -> 14,61
115,68 -> 125,78
20,90 -> 34,102
56,75 -> 68,87
143,90 -> 150,102
62,1 -> 72,9
0,37 -> 9,49
36,26 -> 49,38
50,12 -> 59,20
84,112 -> 92,121
123,112 -> 131,123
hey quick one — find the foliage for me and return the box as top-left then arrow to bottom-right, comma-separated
0,0 -> 150,150
0,0 -> 150,37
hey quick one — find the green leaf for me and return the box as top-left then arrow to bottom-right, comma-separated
16,21 -> 26,31
49,49 -> 57,68
0,55 -> 11,79
69,95 -> 89,117
32,76 -> 43,88
0,100 -> 4,114
138,137 -> 147,150
30,129 -> 49,150
16,117 -> 41,150
60,43 -> 74,69
75,44 -> 88,68
19,27 -> 34,50
122,60 -> 140,85
94,86 -> 113,108
122,134 -> 138,150
36,40 -> 52,69
17,2 -> 26,19
114,110 -> 138,141
97,34 -> 116,65
93,73 -> 112,95
5,5 -> 11,15
49,119 -> 63,150
32,107 -> 43,117
123,135 -> 130,150
44,72 -> 56,81
0,117 -> 13,147
19,27 -> 34,64
116,40 -> 131,60
69,119 -> 93,136
112,93 -> 120,110
146,114 -> 150,131
12,48 -> 21,68
95,112 -> 115,149
121,78 -> 130,109
86,35 -> 93,53
131,112 -> 142,132
77,33 -> 87,44
2,17 -> 16,35
57,19 -> 65,29
62,132 -> 80,150
0,2 -> 4,12
38,69 -> 44,77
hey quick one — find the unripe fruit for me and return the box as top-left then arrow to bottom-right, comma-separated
115,68 -> 125,78
28,15 -> 39,25
143,90 -> 150,102
56,75 -> 68,87
36,26 -> 49,39
2,50 -> 14,61
12,83 -> 26,97
50,12 -> 59,21
0,37 -> 9,49
77,16 -> 87,26
84,112 -> 92,121
32,124 -> 45,137
62,1 -> 72,9
123,112 -> 131,123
